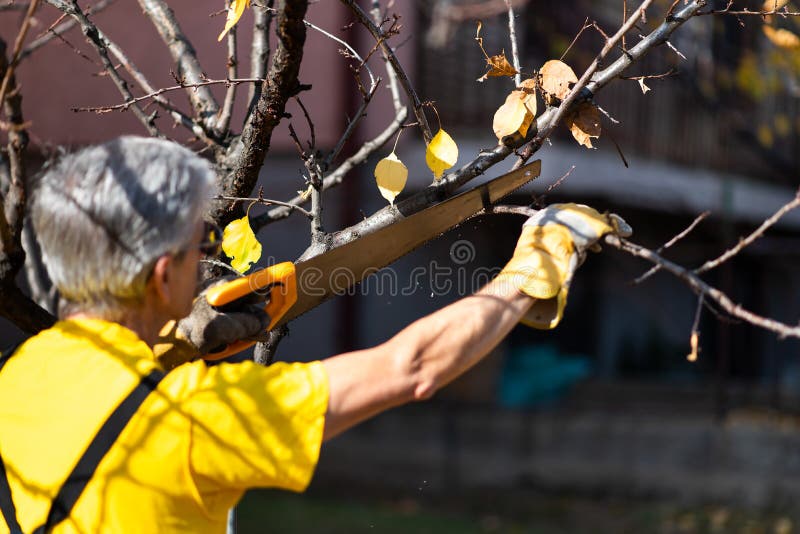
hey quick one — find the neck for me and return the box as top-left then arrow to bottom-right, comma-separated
67,305 -> 167,347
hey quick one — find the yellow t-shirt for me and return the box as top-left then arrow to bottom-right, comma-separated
0,318 -> 329,533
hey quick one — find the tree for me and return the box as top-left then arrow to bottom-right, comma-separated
0,0 -> 799,363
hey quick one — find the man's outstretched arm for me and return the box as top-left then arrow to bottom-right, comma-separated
321,279 -> 533,440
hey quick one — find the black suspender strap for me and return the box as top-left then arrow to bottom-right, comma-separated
0,449 -> 23,534
0,342 -> 23,533
30,368 -> 166,534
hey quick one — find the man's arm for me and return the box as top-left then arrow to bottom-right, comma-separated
321,280 -> 533,440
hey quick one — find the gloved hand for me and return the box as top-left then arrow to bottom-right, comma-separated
153,278 -> 271,370
497,203 -> 632,329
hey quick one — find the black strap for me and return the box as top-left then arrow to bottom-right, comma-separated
0,449 -> 23,534
27,368 -> 166,534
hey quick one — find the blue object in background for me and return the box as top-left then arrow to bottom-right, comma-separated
498,344 -> 591,408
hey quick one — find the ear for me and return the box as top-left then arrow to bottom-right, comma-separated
149,255 -> 173,305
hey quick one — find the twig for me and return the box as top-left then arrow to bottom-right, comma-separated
71,78 -> 268,113
252,106 -> 408,230
505,0 -> 522,86
136,0 -> 220,128
606,235 -> 800,340
215,195 -> 313,218
19,0 -> 117,61
531,166 -> 575,208
323,80 -> 379,170
687,292 -> 704,362
695,189 -> 800,275
45,0 -> 160,136
371,0 -> 404,115
698,6 -> 800,16
561,18 -> 591,62
634,210 -> 710,284
0,0 -> 40,113
518,0 -> 655,169
341,0 -> 433,143
514,0 -> 706,168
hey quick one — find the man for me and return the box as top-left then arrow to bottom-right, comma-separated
0,137 -> 629,533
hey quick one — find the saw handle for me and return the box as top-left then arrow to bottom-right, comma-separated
202,262 -> 297,361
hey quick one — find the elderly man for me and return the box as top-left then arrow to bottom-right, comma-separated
0,137 -> 628,533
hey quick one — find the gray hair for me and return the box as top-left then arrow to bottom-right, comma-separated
31,136 -> 218,318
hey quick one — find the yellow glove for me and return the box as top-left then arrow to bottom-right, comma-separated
497,203 -> 632,329
153,279 -> 270,370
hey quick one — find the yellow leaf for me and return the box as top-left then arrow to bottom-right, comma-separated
218,0 -> 250,42
493,90 -> 534,140
374,152 -> 408,205
540,59 -> 578,101
757,123 -> 774,148
222,215 -> 262,273
566,103 -> 601,149
425,129 -> 458,180
687,331 -> 699,362
478,51 -> 519,82
762,0 -> 790,10
763,25 -> 800,49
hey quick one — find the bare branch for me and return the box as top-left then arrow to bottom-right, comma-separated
634,210 -> 710,284
247,1 -> 273,115
515,0 -> 706,167
0,0 -> 39,114
71,77 -> 267,113
504,0 -> 522,86
606,235 -> 800,340
695,189 -> 800,275
45,0 -> 161,136
215,195 -> 313,218
137,0 -> 220,128
251,106 -> 408,230
371,1 -> 404,115
216,8 -> 239,135
19,0 -> 117,61
341,0 -> 433,143
323,80 -> 379,170
223,0 -> 310,221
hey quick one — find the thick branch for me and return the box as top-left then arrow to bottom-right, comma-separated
46,0 -> 160,136
222,0 -> 309,222
137,0 -> 220,127
247,1 -> 273,115
216,12 -> 238,135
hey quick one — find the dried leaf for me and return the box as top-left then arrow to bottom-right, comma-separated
493,90 -> 534,140
540,59 -> 578,100
638,78 -> 651,94
425,129 -> 459,180
687,331 -> 699,362
763,25 -> 800,49
567,103 -> 601,149
222,215 -> 262,273
518,78 -> 538,116
478,52 -> 519,82
762,0 -> 790,10
374,152 -> 408,205
218,0 -> 250,42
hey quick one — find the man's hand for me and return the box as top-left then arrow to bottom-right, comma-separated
153,279 -> 271,370
497,203 -> 632,329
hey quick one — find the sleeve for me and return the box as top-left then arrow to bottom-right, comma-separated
184,360 -> 329,493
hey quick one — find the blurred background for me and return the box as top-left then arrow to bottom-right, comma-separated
2,0 -> 800,531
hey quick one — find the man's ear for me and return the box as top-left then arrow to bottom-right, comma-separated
149,255 -> 173,304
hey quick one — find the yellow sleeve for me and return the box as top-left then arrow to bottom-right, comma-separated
183,360 -> 328,494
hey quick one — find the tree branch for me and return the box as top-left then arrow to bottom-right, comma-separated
137,0 -> 220,128
505,0 -> 522,87
216,6 -> 239,135
341,0 -> 433,143
247,0 -> 273,115
695,189 -> 800,275
45,0 -> 161,136
221,0 -> 309,222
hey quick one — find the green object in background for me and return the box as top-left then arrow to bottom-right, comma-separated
498,344 -> 590,408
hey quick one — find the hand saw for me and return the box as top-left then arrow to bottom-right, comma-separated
203,160 -> 541,360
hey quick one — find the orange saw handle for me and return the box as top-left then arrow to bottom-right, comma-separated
202,262 -> 297,361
